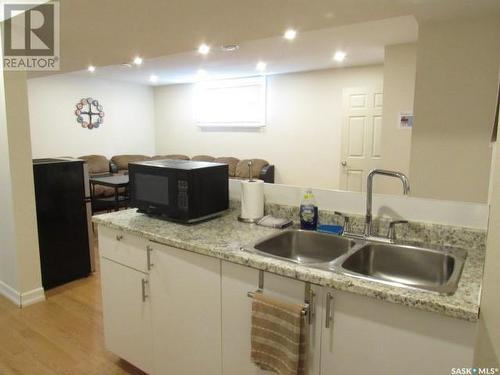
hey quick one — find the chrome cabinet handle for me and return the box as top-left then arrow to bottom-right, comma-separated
116,234 -> 123,241
141,278 -> 149,302
341,161 -> 347,167
308,288 -> 315,325
146,245 -> 154,271
325,292 -> 334,329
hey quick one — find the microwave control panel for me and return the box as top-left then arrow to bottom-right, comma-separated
177,179 -> 189,211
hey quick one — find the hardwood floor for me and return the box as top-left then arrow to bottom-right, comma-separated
0,250 -> 147,375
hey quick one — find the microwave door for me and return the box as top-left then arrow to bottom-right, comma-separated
133,172 -> 171,213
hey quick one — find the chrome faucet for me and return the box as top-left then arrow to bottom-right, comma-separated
364,169 -> 410,238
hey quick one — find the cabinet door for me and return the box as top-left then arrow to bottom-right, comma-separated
320,289 -> 476,375
150,243 -> 222,375
221,261 -> 322,375
100,258 -> 153,373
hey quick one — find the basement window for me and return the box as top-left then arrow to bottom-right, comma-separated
195,76 -> 267,127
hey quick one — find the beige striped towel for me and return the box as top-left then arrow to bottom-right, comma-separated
251,292 -> 308,375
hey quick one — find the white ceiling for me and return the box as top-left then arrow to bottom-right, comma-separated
67,16 -> 418,86
28,0 -> 500,78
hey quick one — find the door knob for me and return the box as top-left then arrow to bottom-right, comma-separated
341,161 -> 347,167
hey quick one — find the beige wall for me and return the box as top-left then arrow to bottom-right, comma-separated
28,74 -> 155,159
0,69 -> 43,298
410,16 -> 500,203
154,65 -> 384,189
475,81 -> 500,366
379,43 -> 416,195
476,151 -> 500,366
4,72 -> 43,294
0,64 -> 20,295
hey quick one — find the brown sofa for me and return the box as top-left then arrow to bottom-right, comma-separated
78,155 -> 116,197
79,154 -> 275,198
110,155 -> 151,173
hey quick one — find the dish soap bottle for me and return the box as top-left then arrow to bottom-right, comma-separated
300,189 -> 318,230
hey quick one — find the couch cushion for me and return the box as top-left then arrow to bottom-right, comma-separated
78,155 -> 110,174
214,157 -> 239,177
152,154 -> 190,161
235,159 -> 269,179
191,155 -> 215,162
111,155 -> 151,170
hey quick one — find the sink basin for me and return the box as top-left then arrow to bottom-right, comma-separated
250,229 -> 355,264
339,242 -> 466,294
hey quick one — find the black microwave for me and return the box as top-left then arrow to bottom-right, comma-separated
129,159 -> 229,223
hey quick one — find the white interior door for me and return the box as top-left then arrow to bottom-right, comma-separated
340,87 -> 384,192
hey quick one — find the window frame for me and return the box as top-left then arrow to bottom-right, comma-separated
195,76 -> 267,128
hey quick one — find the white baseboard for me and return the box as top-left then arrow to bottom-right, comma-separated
0,280 -> 21,306
21,287 -> 45,307
0,281 -> 45,307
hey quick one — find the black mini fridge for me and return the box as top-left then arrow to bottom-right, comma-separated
33,158 -> 93,289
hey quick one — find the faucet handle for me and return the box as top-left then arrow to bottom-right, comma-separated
334,211 -> 352,233
387,220 -> 409,242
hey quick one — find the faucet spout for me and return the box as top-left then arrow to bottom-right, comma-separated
364,169 -> 410,238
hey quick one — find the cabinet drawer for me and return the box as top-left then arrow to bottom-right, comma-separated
98,226 -> 149,273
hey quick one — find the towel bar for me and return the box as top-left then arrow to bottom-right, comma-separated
247,291 -> 309,317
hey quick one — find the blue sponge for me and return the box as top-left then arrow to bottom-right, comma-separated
317,224 -> 344,235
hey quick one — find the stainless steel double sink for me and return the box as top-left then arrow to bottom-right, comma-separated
243,229 -> 467,295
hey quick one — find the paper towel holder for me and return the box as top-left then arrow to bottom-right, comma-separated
247,160 -> 253,182
238,161 -> 263,223
238,216 -> 261,223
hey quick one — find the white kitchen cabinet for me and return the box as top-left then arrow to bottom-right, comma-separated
221,261 -> 323,375
149,242 -> 222,375
98,226 -> 478,375
99,226 -> 154,374
319,289 -> 477,375
100,257 -> 154,374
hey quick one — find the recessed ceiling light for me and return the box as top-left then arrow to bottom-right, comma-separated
198,44 -> 210,55
221,44 -> 239,52
284,29 -> 297,40
150,74 -> 159,83
195,69 -> 208,81
256,61 -> 267,72
133,56 -> 143,65
333,51 -> 347,62
87,65 -> 96,73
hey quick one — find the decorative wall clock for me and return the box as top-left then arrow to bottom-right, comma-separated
75,97 -> 104,130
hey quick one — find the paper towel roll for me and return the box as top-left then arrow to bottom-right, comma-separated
240,179 -> 264,220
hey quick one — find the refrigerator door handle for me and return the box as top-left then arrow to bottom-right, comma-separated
83,162 -> 96,273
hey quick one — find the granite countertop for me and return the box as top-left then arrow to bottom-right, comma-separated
93,208 -> 485,322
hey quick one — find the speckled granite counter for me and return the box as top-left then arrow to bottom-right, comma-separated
93,208 -> 486,322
